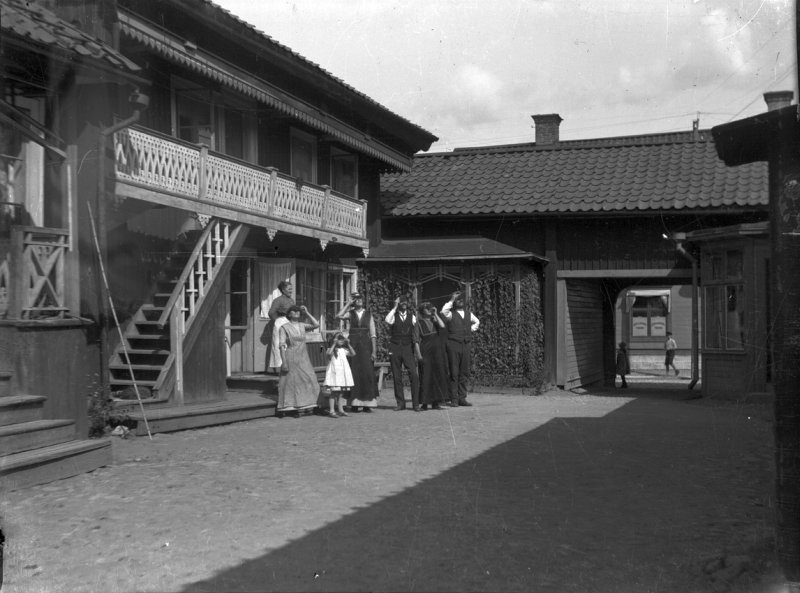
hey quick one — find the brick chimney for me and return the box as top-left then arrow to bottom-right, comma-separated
532,114 -> 563,146
763,90 -> 794,111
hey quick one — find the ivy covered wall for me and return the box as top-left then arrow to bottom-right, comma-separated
361,263 -> 545,391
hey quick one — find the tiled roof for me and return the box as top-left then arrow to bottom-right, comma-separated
1,0 -> 140,73
381,131 -> 769,216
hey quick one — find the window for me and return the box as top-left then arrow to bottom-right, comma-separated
172,77 -> 256,162
295,261 -> 326,340
630,295 -> 668,337
227,259 -> 250,328
325,267 -> 356,338
290,128 -> 317,184
330,148 -> 357,197
703,249 -> 745,350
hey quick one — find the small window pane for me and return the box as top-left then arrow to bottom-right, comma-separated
726,250 -> 743,280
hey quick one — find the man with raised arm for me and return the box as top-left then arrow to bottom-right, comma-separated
441,291 -> 480,407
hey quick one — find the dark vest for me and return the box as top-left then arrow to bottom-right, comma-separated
390,313 -> 414,345
446,310 -> 472,343
349,309 -> 372,334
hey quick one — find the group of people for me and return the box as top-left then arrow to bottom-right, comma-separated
266,282 -> 480,418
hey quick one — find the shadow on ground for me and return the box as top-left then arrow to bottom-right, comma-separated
181,393 -> 774,593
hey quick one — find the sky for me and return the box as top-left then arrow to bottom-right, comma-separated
212,0 -> 797,152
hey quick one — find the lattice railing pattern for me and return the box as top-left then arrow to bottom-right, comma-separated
21,228 -> 68,318
327,191 -> 366,236
113,128 -> 366,240
206,154 -> 272,214
115,128 -> 200,197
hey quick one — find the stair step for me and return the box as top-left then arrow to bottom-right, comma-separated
109,363 -> 164,371
127,397 -> 276,435
109,379 -> 158,388
0,439 -> 112,491
0,419 -> 75,455
0,371 -> 12,397
0,395 -> 47,426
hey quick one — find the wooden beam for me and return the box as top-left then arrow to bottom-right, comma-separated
557,268 -> 692,279
113,181 -> 369,249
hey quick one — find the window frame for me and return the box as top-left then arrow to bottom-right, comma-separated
290,127 -> 317,184
702,248 -> 745,351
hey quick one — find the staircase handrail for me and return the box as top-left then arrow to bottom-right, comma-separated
156,220 -> 218,330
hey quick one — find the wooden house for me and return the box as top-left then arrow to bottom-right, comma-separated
1,0 -> 146,489
1,0 -> 435,488
376,114 -> 769,391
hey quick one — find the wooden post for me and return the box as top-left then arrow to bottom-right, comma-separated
171,300 -> 185,406
321,185 -> 330,229
266,167 -> 278,216
198,144 -> 208,202
770,107 -> 800,586
8,227 -> 24,319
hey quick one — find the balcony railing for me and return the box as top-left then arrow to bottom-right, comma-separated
0,226 -> 68,319
113,127 -> 368,241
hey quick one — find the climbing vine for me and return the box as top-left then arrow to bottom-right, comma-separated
361,266 -> 545,391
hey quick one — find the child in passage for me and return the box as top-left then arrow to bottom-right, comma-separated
323,332 -> 356,418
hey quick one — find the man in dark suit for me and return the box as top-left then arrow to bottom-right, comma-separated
441,291 -> 480,407
384,295 -> 422,411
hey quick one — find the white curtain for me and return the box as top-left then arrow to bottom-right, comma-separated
258,261 -> 294,319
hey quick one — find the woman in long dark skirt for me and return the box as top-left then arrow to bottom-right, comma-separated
417,302 -> 448,410
336,292 -> 378,412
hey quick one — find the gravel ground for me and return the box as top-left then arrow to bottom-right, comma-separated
0,378 -> 787,593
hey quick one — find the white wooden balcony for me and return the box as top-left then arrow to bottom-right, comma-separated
112,127 -> 368,248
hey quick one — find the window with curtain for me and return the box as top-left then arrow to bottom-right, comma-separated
630,295 -> 668,337
258,260 -> 294,319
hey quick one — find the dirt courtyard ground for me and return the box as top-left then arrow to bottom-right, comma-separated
0,377 -> 791,592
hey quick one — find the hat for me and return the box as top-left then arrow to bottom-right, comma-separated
618,341 -> 627,348
397,295 -> 408,303
351,292 -> 362,299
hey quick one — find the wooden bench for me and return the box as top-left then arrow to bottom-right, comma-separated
375,362 -> 391,390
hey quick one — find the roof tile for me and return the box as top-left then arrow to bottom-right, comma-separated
382,132 -> 767,216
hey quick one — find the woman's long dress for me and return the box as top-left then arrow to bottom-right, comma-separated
277,322 -> 319,412
347,310 -> 378,408
419,318 -> 448,405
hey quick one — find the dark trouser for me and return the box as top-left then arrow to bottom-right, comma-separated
446,340 -> 471,402
390,343 -> 419,407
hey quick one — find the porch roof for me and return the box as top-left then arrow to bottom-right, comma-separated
361,237 -> 547,263
1,0 -> 141,78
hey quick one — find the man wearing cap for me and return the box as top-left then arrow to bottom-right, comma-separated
336,292 -> 378,412
384,295 -> 422,411
441,291 -> 480,407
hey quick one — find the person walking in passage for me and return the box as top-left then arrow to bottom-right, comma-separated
417,302 -> 448,410
384,296 -> 421,411
277,305 -> 320,417
616,341 -> 630,388
441,291 -> 479,407
321,332 -> 355,418
664,331 -> 679,376
336,292 -> 378,413
267,280 -> 295,373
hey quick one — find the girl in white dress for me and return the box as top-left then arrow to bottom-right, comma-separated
323,333 -> 355,418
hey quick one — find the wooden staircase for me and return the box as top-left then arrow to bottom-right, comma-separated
109,219 -> 281,434
107,230 -> 201,401
0,371 -> 111,491
108,219 -> 246,402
